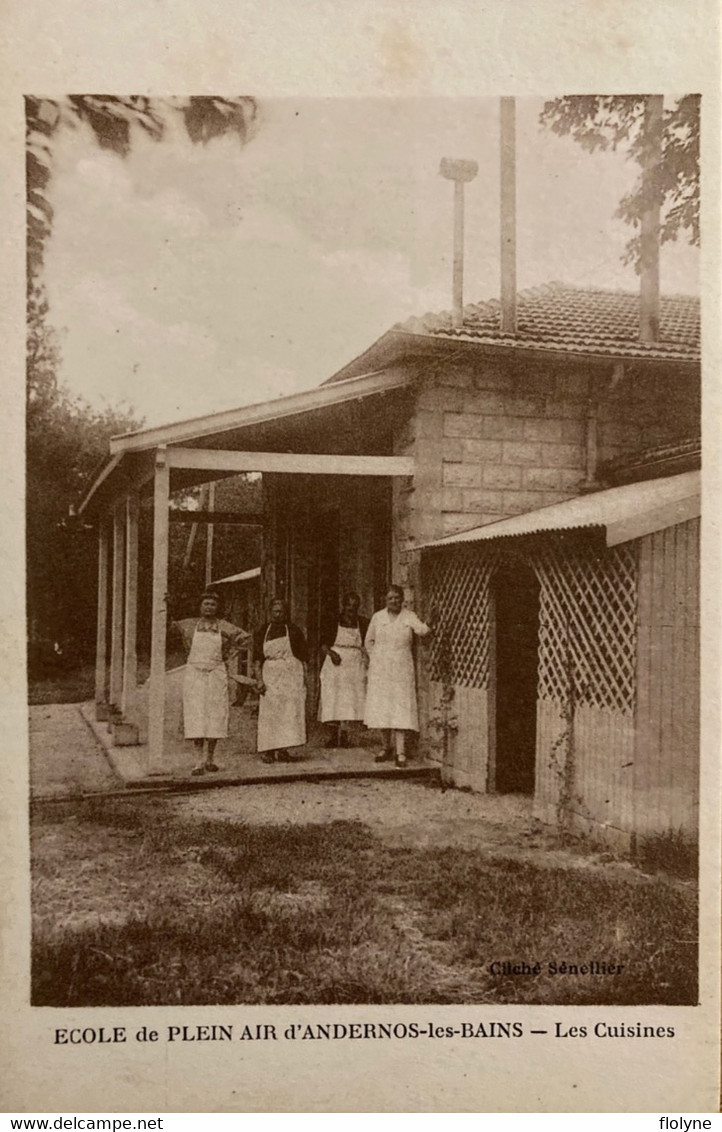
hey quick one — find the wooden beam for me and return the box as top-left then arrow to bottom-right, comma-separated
121,493 -> 139,718
78,452 -> 155,517
94,519 -> 110,715
148,450 -> 170,773
171,510 -> 263,525
165,448 -> 415,477
78,454 -> 123,515
109,505 -> 125,711
205,482 -> 215,586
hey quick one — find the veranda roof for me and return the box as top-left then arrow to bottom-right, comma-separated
78,366 -> 414,515
79,282 -> 700,517
418,470 -> 700,551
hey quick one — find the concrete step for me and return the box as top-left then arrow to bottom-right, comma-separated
127,760 -> 440,793
78,702 -> 440,794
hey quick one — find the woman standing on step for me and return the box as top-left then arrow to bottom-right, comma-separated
364,584 -> 434,768
253,598 -> 308,764
318,591 -> 370,748
173,590 -> 250,776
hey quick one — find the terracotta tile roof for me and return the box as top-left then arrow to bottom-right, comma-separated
396,282 -> 700,362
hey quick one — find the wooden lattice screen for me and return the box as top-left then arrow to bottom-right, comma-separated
533,540 -> 638,714
423,536 -> 638,710
424,545 -> 499,688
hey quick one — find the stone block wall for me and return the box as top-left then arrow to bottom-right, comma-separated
391,412 -> 417,594
395,353 -> 699,547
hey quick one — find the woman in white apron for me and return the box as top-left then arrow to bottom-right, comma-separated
319,591 -> 369,747
364,584 -> 434,767
174,591 -> 249,776
253,599 -> 308,764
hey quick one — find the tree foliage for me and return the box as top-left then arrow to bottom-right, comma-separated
26,95 -> 259,288
26,96 -> 260,670
159,476 -> 263,631
27,364 -> 142,667
540,95 -> 700,269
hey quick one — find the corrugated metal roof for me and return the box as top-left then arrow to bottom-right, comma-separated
419,471 -> 700,551
210,567 -> 261,585
396,283 -> 700,363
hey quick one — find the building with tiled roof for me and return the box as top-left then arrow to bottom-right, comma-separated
395,282 -> 700,362
324,282 -> 700,386
83,276 -> 701,852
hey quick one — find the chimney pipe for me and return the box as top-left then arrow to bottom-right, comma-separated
639,94 -> 663,342
500,96 -> 517,334
440,157 -> 479,327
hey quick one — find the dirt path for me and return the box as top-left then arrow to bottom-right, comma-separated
30,704 -> 121,797
28,704 -> 656,883
163,779 -> 648,880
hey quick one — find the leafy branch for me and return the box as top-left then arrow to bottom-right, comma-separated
540,95 -> 699,271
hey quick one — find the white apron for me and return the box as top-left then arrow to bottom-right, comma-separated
182,623 -> 229,739
364,610 -> 428,732
257,626 -> 306,752
319,623 -> 367,723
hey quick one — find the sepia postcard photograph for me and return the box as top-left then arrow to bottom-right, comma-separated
2,0 -> 720,1115
27,92 -> 702,1012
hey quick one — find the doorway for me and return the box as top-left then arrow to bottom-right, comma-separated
316,507 -> 340,632
491,556 -> 540,794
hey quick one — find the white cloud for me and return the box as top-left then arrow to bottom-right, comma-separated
42,97 -> 700,427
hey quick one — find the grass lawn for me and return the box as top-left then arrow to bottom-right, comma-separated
28,659 -> 164,706
31,794 -> 697,1007
29,665 -> 96,705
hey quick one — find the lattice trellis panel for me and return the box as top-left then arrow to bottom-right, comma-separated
424,545 -> 500,688
533,540 -> 638,714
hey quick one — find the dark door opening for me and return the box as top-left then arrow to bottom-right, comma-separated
492,557 -> 540,794
306,505 -> 339,660
316,508 -> 340,634
371,481 -> 392,610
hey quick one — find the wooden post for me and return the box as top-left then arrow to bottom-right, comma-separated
121,492 -> 140,720
205,482 -> 216,585
109,504 -> 125,714
148,449 -> 170,773
94,519 -> 110,719
640,94 -> 663,343
500,96 -> 517,335
262,475 -> 277,610
182,483 -> 208,572
583,403 -> 598,489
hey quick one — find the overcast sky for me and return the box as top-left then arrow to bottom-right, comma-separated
43,97 -> 699,427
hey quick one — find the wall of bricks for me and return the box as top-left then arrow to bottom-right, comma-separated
399,353 -> 699,542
